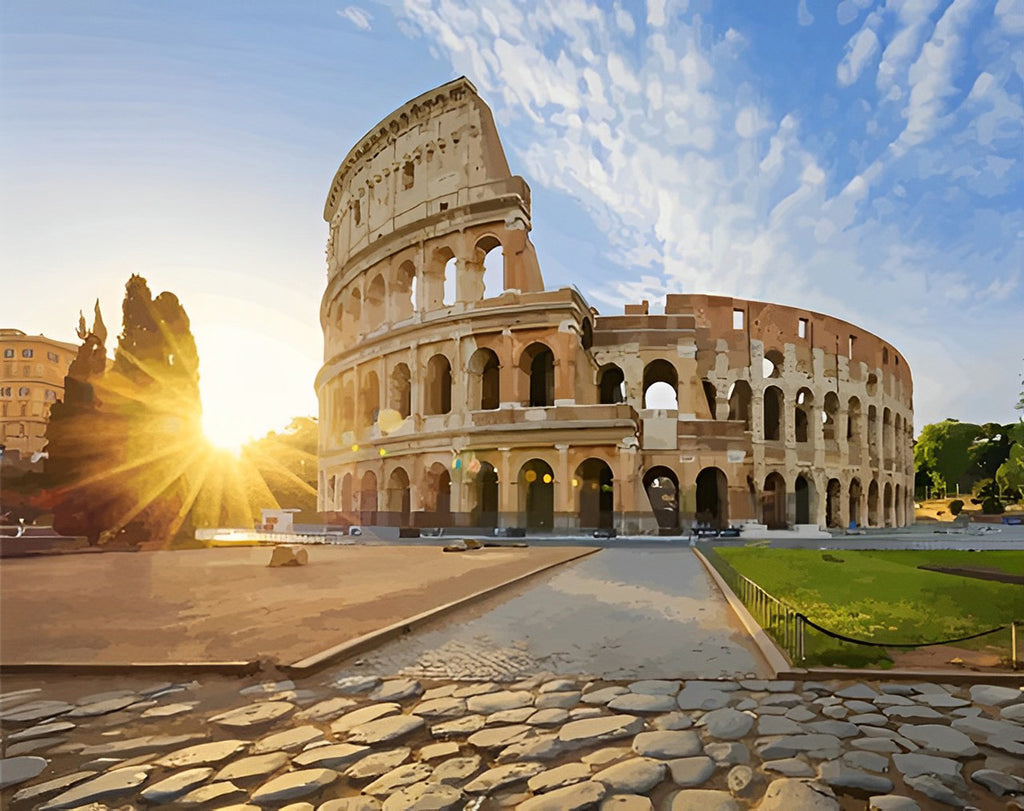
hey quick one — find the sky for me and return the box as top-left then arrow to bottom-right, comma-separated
2,0 -> 1022,448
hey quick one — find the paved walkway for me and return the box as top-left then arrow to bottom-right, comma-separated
330,549 -> 769,681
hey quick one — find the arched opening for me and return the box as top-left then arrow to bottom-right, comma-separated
576,458 -> 614,529
598,365 -> 626,404
519,459 -> 554,530
341,473 -> 353,513
849,478 -> 862,527
848,396 -> 862,445
868,479 -> 880,526
763,386 -> 783,441
895,483 -> 904,527
727,381 -> 752,431
521,343 -> 555,407
425,463 -> 451,524
868,405 -> 879,465
425,354 -> 452,415
385,468 -> 411,526
472,462 -> 499,527
425,246 -> 454,310
762,349 -> 784,379
443,255 -> 457,306
365,273 -> 386,326
580,318 -> 593,351
326,474 -> 336,510
894,414 -> 903,469
394,260 -> 417,320
762,472 -> 787,529
883,407 -> 893,467
341,380 -> 355,436
477,235 -> 503,299
696,467 -> 729,529
702,381 -> 718,419
348,287 -> 362,334
388,363 -> 411,420
795,474 -> 814,525
360,371 -> 380,429
642,360 -> 678,409
359,470 -> 377,524
883,481 -> 893,527
468,348 -> 500,410
794,388 -> 813,443
643,467 -> 679,532
826,478 -> 842,528
866,373 -> 878,397
822,392 -> 839,443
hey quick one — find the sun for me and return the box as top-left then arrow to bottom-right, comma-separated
201,408 -> 254,454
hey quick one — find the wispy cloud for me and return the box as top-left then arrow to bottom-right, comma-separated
338,6 -> 373,31
392,0 -> 1024,425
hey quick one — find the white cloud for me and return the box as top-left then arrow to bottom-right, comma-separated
798,0 -> 815,26
837,25 -> 880,86
337,5 -> 373,31
994,0 -> 1024,35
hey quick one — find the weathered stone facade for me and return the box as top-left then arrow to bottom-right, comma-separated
316,78 -> 914,533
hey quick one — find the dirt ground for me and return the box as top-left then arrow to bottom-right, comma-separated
0,544 -> 593,667
915,497 -> 1024,523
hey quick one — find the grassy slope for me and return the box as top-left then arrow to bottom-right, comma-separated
716,548 -> 1023,665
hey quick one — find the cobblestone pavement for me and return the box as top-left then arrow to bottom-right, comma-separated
2,668 -> 1023,809
332,549 -> 768,682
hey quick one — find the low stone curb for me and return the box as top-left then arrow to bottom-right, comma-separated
692,547 -> 791,676
284,546 -> 602,674
0,660 -> 260,677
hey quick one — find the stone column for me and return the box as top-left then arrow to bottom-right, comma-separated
555,444 -> 571,530
498,448 -> 515,527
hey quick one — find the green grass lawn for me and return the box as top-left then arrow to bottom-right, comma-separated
714,547 -> 1024,668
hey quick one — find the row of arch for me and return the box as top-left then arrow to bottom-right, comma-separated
324,457 -> 616,530
326,343 -> 557,440
642,466 -> 909,531
327,236 -> 507,338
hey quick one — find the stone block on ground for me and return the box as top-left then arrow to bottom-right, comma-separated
269,544 -> 308,566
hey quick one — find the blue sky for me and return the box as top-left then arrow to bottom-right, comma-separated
2,0 -> 1022,445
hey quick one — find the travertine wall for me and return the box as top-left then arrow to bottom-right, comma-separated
317,79 -> 914,533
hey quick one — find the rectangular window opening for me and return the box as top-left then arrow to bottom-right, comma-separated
848,335 -> 856,358
798,318 -> 808,339
732,309 -> 744,330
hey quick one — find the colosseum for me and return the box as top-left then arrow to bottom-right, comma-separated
316,78 -> 914,535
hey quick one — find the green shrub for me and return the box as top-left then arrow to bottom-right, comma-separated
949,499 -> 964,516
981,496 -> 1005,514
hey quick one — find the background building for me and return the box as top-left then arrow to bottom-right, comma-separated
1,328 -> 78,467
316,79 -> 914,533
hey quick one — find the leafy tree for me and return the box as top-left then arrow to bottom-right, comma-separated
968,422 -> 1012,481
914,420 -> 982,494
43,276 -> 204,545
241,417 -> 318,515
996,421 -> 1024,501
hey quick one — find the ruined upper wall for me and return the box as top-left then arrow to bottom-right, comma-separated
324,78 -> 528,278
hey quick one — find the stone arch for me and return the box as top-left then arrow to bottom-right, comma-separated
424,245 -> 454,310
794,388 -> 814,444
823,392 -> 840,442
393,259 -> 417,320
360,370 -> 380,429
895,482 -> 904,527
728,380 -> 752,430
365,273 -> 386,325
883,481 -> 893,527
643,466 -> 679,531
868,405 -> 879,465
696,467 -> 729,529
475,234 -> 504,299
519,458 -> 554,530
868,479 -> 880,526
866,372 -> 879,397
795,473 -> 815,525
598,364 -> 626,404
763,385 -> 784,441
762,349 -> 784,379
643,359 -> 678,409
762,471 -> 787,529
348,286 -> 362,334
425,354 -> 452,415
576,458 -> 614,529
472,461 -> 499,527
883,407 -> 893,467
849,477 -> 863,527
359,470 -> 378,523
468,347 -> 500,410
520,342 -> 555,407
848,396 -> 862,445
702,380 -> 718,420
826,477 -> 842,528
341,379 -> 355,436
341,473 -> 353,513
385,467 -> 411,526
424,462 -> 451,523
388,363 -> 411,419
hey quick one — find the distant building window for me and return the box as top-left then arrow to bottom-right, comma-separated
848,335 -> 856,358
47,351 -> 59,363
22,349 -> 33,358
732,309 -> 744,330
2,349 -> 12,358
45,389 -> 57,401
882,347 -> 889,364
1,386 -> 11,397
798,318 -> 808,339
18,386 -> 30,397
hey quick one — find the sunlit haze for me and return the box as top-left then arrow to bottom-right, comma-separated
2,1 -> 1021,435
